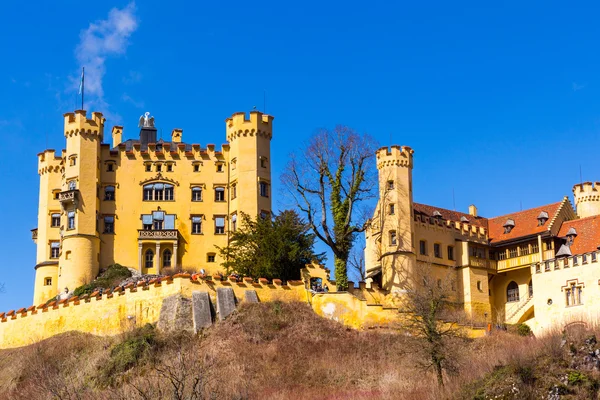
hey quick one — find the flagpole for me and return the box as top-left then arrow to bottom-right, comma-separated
81,67 -> 85,110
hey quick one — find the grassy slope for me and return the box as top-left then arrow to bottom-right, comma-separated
0,302 -> 598,399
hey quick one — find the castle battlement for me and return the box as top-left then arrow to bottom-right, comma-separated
37,149 -> 64,175
226,111 -> 273,141
63,110 -> 105,138
376,145 -> 414,169
414,213 -> 488,241
573,181 -> 600,202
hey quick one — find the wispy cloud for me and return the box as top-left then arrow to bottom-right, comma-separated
572,82 -> 586,91
123,70 -> 142,84
122,93 -> 145,108
73,2 -> 138,118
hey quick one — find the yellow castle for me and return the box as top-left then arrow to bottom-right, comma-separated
32,109 -> 273,305
366,145 -> 600,335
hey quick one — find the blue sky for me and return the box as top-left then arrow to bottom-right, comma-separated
1,1 -> 599,310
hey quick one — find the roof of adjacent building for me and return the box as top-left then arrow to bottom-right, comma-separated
413,203 -> 488,228
557,216 -> 600,254
487,201 -> 564,243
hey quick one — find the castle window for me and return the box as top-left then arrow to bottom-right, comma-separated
145,164 -> 151,172
231,213 -> 237,232
68,181 -> 76,191
44,277 -> 52,286
53,191 -> 60,200
387,180 -> 394,190
215,216 -> 225,234
477,281 -> 482,291
145,249 -> 154,269
207,253 -> 216,263
260,157 -> 267,168
104,186 -> 115,201
593,252 -> 597,262
506,281 -> 519,303
434,243 -> 442,258
565,282 -> 583,306
143,184 -> 174,201
166,164 -> 173,172
419,240 -> 427,256
50,242 -> 60,259
191,187 -> 202,202
389,230 -> 397,246
216,163 -> 224,173
69,155 -> 77,166
51,213 -> 60,228
260,210 -> 270,220
231,158 -> 237,170
231,183 -> 237,200
215,187 -> 225,202
156,164 -> 162,172
191,216 -> 202,234
447,246 -> 454,261
583,254 -> 588,264
193,164 -> 200,172
103,216 -> 114,234
67,211 -> 75,230
259,182 -> 269,198
106,163 -> 114,172
389,204 -> 395,215
573,256 -> 579,266
162,249 -> 172,268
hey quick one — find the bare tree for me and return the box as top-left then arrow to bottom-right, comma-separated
398,262 -> 466,388
283,126 -> 378,290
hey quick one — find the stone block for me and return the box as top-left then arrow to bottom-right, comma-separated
192,291 -> 213,332
216,287 -> 236,321
157,294 -> 193,333
244,290 -> 259,303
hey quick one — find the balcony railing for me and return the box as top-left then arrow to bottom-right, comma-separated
497,252 -> 540,272
469,256 -> 497,270
138,229 -> 178,240
58,189 -> 79,208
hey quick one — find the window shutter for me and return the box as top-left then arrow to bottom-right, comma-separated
50,242 -> 60,248
164,215 -> 175,229
216,217 -> 225,227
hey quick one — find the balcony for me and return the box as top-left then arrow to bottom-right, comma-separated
31,228 -> 38,242
497,252 -> 540,272
138,229 -> 179,240
469,256 -> 497,270
58,189 -> 80,208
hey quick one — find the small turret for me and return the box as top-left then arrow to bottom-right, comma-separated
171,128 -> 183,143
573,182 -> 600,218
112,126 -> 123,148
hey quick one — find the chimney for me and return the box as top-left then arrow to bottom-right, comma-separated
171,128 -> 183,143
111,126 -> 123,148
469,204 -> 478,217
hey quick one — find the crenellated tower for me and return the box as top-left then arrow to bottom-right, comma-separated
573,182 -> 600,219
226,111 -> 274,223
56,110 -> 105,295
365,145 -> 416,291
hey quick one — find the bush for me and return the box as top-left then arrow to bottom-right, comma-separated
517,323 -> 532,336
72,264 -> 132,297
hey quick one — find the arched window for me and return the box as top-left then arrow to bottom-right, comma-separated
507,281 -> 520,303
145,249 -> 154,269
528,280 -> 533,298
191,187 -> 202,202
143,183 -> 175,201
163,249 -> 172,268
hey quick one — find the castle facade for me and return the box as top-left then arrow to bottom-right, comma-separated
32,110 -> 272,305
366,145 -> 600,334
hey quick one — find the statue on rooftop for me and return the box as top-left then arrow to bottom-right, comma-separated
139,112 -> 155,128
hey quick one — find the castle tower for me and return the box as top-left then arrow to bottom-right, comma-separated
226,111 -> 273,222
32,150 -> 63,305
57,110 -> 105,294
365,145 -> 416,291
573,182 -> 600,218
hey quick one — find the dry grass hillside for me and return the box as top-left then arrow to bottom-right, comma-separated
0,302 -> 598,399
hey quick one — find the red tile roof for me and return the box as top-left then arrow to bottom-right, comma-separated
413,203 -> 488,228
487,201 -> 563,243
557,216 -> 600,255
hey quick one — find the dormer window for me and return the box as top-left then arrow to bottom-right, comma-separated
503,218 -> 515,234
566,227 -> 577,245
537,211 -> 549,226
460,216 -> 469,223
432,210 -> 442,218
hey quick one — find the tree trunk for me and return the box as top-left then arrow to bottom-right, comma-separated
334,256 -> 348,291
434,358 -> 444,387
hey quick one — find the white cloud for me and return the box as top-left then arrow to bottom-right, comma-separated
123,70 -> 142,84
572,82 -> 586,91
73,2 -> 138,116
122,93 -> 145,108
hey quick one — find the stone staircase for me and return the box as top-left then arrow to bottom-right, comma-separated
505,295 -> 534,324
